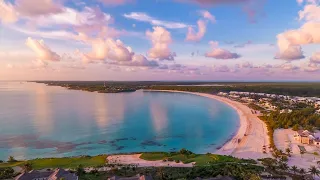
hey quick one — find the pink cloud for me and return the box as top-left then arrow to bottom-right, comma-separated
83,38 -> 134,62
206,48 -> 241,59
99,0 -> 133,6
110,54 -> 159,67
310,51 -> 320,63
303,62 -> 320,72
275,45 -> 305,60
0,0 -> 18,24
15,0 -> 63,16
299,4 -> 320,21
205,41 -> 240,59
199,10 -> 216,22
280,63 -> 300,71
25,37 -> 61,62
146,26 -> 176,60
185,20 -> 207,42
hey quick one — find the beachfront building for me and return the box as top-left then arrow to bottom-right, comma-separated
218,92 -> 228,96
15,169 -> 78,180
294,130 -> 315,145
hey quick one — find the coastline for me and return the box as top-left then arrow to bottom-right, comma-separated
143,90 -> 271,159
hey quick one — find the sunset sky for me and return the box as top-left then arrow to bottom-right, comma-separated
0,0 -> 319,81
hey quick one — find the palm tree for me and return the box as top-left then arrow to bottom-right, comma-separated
299,168 -> 306,175
309,166 -> 319,179
291,165 -> 298,174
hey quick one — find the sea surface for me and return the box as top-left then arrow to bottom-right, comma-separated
0,82 -> 239,160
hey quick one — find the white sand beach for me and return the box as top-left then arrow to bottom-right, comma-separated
107,90 -> 271,167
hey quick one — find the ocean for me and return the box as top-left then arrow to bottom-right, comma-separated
0,82 -> 239,160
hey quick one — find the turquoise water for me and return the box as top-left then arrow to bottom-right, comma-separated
0,82 -> 239,160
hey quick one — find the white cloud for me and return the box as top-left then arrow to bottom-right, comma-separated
25,37 -> 61,62
0,0 -> 18,24
146,26 -> 176,60
124,12 -> 190,29
185,20 -> 207,42
276,3 -> 320,60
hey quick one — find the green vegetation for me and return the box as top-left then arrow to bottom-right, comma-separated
248,103 -> 265,111
0,167 -> 15,179
0,155 -> 107,170
262,108 -> 320,130
79,164 -> 264,180
140,150 -> 256,166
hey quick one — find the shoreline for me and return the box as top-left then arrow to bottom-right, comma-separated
144,90 -> 271,159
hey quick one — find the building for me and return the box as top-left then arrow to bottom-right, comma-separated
108,174 -> 153,180
16,169 -> 78,180
294,130 -> 314,144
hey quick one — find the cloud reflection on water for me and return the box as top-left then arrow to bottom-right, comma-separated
150,102 -> 168,133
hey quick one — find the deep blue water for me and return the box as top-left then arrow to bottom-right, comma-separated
0,82 -> 239,160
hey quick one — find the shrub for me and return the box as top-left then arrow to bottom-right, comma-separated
175,160 -> 180,163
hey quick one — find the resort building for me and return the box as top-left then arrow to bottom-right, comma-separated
15,169 -> 78,180
294,130 -> 316,145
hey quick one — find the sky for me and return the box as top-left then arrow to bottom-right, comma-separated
0,0 -> 319,81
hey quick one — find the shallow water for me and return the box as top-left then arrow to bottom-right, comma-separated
0,82 -> 239,160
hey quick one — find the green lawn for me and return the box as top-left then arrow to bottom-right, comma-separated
140,152 -> 255,166
0,155 -> 107,170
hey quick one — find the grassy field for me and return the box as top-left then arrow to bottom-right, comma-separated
140,152 -> 255,166
0,155 -> 107,169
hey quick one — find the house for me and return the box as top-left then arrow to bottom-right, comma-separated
16,169 -> 78,180
108,174 -> 153,180
15,171 -> 53,180
294,130 -> 314,144
280,109 -> 292,114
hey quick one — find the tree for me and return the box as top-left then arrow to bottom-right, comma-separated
291,166 -> 298,174
22,163 -> 32,172
299,168 -> 306,175
76,164 -> 85,176
7,156 -> 17,163
309,166 -> 319,179
292,124 -> 299,131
